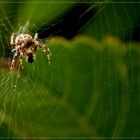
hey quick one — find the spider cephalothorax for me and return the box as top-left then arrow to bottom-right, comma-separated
10,33 -> 51,70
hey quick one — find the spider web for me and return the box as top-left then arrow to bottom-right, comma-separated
0,1 -> 140,139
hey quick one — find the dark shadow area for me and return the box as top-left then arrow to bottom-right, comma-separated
37,4 -> 96,40
131,21 -> 140,41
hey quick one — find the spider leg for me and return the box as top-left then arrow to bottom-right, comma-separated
19,57 -> 23,69
34,33 -> 39,40
42,44 -> 51,65
10,33 -> 16,48
34,33 -> 52,64
10,51 -> 18,70
18,50 -> 25,69
11,48 -> 16,53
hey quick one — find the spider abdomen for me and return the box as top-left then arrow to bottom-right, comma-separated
27,53 -> 34,63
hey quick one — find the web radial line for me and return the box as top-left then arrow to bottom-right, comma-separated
79,2 -> 107,33
0,82 -> 12,125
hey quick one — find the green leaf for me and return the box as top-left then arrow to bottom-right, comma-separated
0,35 -> 139,137
0,1 -> 140,138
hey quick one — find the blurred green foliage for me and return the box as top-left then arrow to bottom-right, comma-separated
0,0 -> 140,139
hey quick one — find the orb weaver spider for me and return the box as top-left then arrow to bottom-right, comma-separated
10,33 -> 51,70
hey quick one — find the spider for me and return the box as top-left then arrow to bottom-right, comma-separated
10,33 -> 51,70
